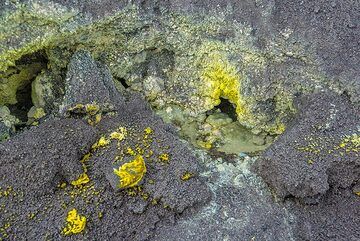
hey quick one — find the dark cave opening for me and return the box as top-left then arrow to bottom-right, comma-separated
7,51 -> 49,124
14,51 -> 48,66
8,81 -> 33,123
215,98 -> 238,121
118,77 -> 130,89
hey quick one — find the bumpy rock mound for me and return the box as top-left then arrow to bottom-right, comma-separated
61,50 -> 124,112
0,118 -> 99,198
257,91 -> 359,202
255,91 -> 360,240
0,51 -> 210,240
287,188 -> 360,240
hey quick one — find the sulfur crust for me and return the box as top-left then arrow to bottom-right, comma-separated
113,155 -> 146,189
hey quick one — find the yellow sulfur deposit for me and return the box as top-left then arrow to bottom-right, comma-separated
201,53 -> 249,121
144,127 -> 153,135
80,153 -> 91,163
181,172 -> 194,181
32,107 -> 46,119
126,147 -> 136,156
159,153 -> 169,162
85,104 -> 100,116
338,133 -> 359,152
113,155 -> 146,189
110,127 -> 127,141
71,173 -> 90,186
63,209 -> 87,235
92,136 -> 110,150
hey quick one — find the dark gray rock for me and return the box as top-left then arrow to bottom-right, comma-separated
256,91 -> 359,201
94,93 -> 211,214
61,50 -> 125,113
287,188 -> 360,241
0,82 -> 211,240
270,0 -> 360,103
255,90 -> 360,240
0,118 -> 99,198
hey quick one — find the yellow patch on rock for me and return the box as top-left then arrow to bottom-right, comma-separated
71,173 -> 90,186
113,155 -> 146,189
63,209 -> 86,235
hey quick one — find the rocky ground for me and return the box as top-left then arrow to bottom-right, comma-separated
0,1 -> 359,241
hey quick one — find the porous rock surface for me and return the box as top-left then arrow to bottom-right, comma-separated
257,91 -> 359,201
0,1 -> 359,239
61,50 -> 125,112
0,51 -> 211,240
256,91 -> 360,240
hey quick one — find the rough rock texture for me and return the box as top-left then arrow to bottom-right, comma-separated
155,155 -> 297,241
0,52 -> 211,240
257,91 -> 359,202
94,98 -> 210,213
256,91 -> 360,240
271,0 -> 360,104
0,1 -> 359,241
60,50 -> 125,112
0,119 -> 99,198
1,0 -> 358,137
287,188 -> 360,241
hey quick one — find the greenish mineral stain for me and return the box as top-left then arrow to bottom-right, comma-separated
0,63 -> 46,106
0,4 -> 329,150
